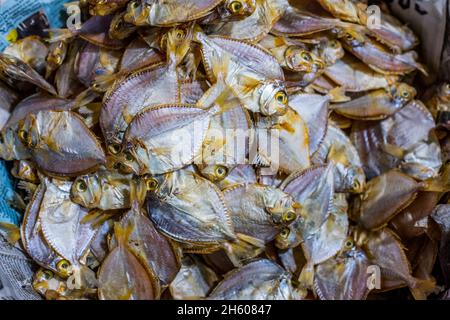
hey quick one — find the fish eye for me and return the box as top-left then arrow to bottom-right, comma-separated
56,259 -> 71,277
300,51 -> 312,61
75,179 -> 88,192
345,33 -> 354,41
42,270 -> 53,280
229,1 -> 243,13
401,90 -> 410,98
124,151 -> 134,162
144,175 -> 158,191
352,180 -> 361,191
344,238 -> 354,249
282,210 -> 296,223
131,1 -> 139,9
280,227 -> 290,238
274,91 -> 288,105
215,165 -> 228,179
108,143 -> 122,155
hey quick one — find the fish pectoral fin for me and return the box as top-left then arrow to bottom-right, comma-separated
381,143 -> 407,159
409,278 -> 436,300
328,87 -> 350,103
235,233 -> 265,248
118,287 -> 135,300
298,262 -> 315,290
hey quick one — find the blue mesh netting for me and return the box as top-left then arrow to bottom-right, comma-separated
0,160 -> 21,226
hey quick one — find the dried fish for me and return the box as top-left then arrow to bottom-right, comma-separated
312,125 -> 365,193
98,222 -> 158,300
331,83 -> 416,120
71,169 -> 132,210
146,170 -> 235,247
0,54 -> 57,95
18,110 -> 106,176
208,259 -> 299,299
170,255 -> 218,299
0,0 -> 445,301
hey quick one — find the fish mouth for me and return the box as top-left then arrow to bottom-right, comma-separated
117,162 -> 136,175
290,62 -> 313,73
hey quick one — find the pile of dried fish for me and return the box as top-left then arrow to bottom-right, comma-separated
1,0 -> 450,300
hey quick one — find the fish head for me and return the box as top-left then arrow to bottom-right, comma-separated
342,236 -> 357,254
47,42 -> 66,67
274,220 -> 302,250
339,29 -> 364,47
106,137 -> 124,157
197,164 -> 231,182
391,82 -> 416,105
344,167 -> 366,194
12,159 -> 38,182
438,83 -> 450,103
142,173 -> 161,193
264,187 -> 299,226
109,12 -> 136,40
284,47 -> 316,73
218,0 -> 257,20
321,39 -> 344,65
124,0 -> 151,26
70,174 -> 101,208
258,81 -> 289,116
55,259 -> 73,279
33,268 -> 68,298
0,127 -> 27,160
116,148 -> 142,175
17,115 -> 39,149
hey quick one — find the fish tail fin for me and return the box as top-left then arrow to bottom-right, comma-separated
298,262 -> 315,289
198,56 -> 235,112
45,29 -> 74,43
415,62 -> 429,77
92,73 -> 119,92
410,278 -> 435,300
80,208 -> 114,228
10,191 -> 27,211
328,87 -> 350,102
73,88 -> 99,108
385,75 -> 399,86
81,209 -> 103,224
398,52 -> 429,76
221,243 -> 243,268
235,233 -> 265,248
17,181 -> 37,201
381,143 -> 407,159
166,27 -> 192,65
129,176 -> 147,207
114,221 -> 133,246
0,222 -> 21,245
